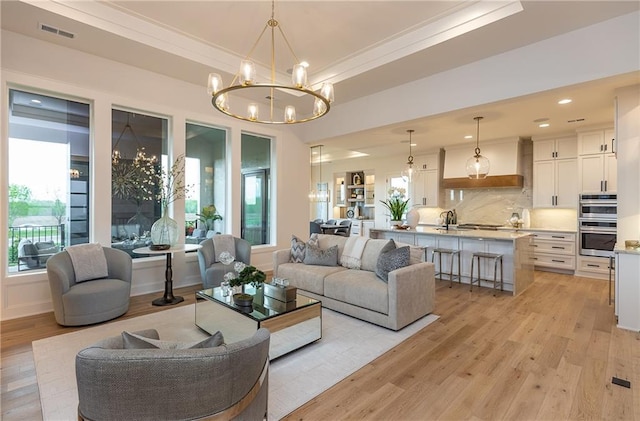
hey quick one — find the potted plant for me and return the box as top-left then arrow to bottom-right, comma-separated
380,187 -> 409,228
197,204 -> 223,232
221,252 -> 266,307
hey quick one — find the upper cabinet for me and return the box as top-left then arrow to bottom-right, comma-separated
532,136 -> 578,208
411,149 -> 444,208
577,128 -> 617,193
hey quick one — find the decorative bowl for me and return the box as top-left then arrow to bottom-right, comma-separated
624,240 -> 640,249
149,244 -> 170,251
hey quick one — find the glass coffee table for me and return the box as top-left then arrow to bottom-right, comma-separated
195,286 -> 322,360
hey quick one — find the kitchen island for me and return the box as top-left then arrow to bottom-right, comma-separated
370,227 -> 534,296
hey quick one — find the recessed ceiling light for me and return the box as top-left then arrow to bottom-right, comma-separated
464,135 -> 473,139
31,99 -> 42,104
539,123 -> 550,128
558,98 -> 572,105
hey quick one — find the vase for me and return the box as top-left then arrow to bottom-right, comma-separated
150,209 -> 179,247
233,292 -> 254,307
406,207 -> 420,229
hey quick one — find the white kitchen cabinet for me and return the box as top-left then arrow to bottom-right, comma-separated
532,137 -> 578,208
533,159 -> 578,208
577,255 -> 612,279
577,128 -> 616,193
411,151 -> 442,208
578,129 -> 615,155
533,136 -> 577,160
615,250 -> 640,331
578,153 -> 617,193
528,231 -> 576,272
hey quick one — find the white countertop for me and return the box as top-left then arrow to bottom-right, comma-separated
615,244 -> 640,255
371,226 -> 532,240
417,224 -> 577,233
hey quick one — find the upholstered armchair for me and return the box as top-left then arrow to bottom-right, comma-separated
197,236 -> 251,289
46,246 -> 132,326
76,328 -> 270,421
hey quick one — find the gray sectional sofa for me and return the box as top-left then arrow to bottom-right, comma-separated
273,234 -> 435,331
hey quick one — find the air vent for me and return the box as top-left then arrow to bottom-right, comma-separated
39,23 -> 75,39
567,118 -> 585,123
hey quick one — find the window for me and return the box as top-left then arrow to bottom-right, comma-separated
241,133 -> 271,246
111,109 -> 167,258
7,89 -> 90,272
185,122 -> 226,240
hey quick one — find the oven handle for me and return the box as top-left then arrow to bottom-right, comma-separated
579,200 -> 617,205
579,226 -> 617,234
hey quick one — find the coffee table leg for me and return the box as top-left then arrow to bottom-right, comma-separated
152,252 -> 184,306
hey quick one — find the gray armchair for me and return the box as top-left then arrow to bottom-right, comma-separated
197,236 -> 251,289
46,246 -> 132,326
76,328 -> 270,421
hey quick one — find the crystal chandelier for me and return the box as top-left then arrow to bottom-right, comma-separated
207,0 -> 334,124
466,116 -> 490,179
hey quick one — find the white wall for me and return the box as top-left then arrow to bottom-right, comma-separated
615,84 -> 640,241
0,30 -> 310,320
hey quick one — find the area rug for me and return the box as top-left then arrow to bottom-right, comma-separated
33,305 -> 438,420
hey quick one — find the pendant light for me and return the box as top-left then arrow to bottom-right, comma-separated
466,116 -> 490,179
402,129 -> 418,182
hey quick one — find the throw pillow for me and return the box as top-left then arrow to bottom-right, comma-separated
121,330 -> 225,350
375,246 -> 410,282
303,244 -> 339,267
290,234 -> 322,263
65,243 -> 109,283
394,241 -> 426,264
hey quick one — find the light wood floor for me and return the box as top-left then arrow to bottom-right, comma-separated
2,271 -> 639,420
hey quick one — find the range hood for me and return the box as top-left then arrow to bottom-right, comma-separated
442,138 -> 527,189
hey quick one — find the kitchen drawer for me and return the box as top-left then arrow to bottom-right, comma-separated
531,239 -> 575,255
578,255 -> 612,275
529,232 -> 576,242
532,254 -> 575,271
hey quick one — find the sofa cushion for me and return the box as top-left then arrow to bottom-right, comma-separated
376,246 -> 410,282
324,270 -> 389,315
304,244 -> 338,266
314,234 -> 349,260
121,330 -> 225,349
276,262 -> 347,295
361,239 -> 395,272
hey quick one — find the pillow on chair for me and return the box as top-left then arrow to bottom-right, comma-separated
121,330 -> 225,349
65,243 -> 109,282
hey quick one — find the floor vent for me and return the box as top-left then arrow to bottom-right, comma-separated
39,23 -> 75,39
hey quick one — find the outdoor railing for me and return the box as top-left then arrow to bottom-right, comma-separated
8,224 -> 66,269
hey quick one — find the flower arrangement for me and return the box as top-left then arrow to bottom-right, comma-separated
197,204 -> 223,231
156,154 -> 190,210
220,252 -> 266,301
380,187 -> 410,221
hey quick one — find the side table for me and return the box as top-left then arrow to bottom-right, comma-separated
133,244 -> 201,306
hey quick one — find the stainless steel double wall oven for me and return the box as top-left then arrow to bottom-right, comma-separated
578,194 -> 617,257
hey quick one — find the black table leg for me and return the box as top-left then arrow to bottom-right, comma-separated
152,252 -> 184,306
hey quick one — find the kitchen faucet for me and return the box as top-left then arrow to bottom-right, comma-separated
440,210 -> 455,231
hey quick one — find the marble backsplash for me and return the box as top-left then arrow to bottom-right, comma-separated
415,188 -> 577,231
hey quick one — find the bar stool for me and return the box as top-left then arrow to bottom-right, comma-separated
431,248 -> 461,287
469,252 -> 503,295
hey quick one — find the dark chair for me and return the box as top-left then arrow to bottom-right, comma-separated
313,218 -> 324,224
335,220 -> 352,237
310,221 -> 322,235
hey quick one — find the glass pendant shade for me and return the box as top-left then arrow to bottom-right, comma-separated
208,73 -> 223,95
284,106 -> 296,123
215,93 -> 229,112
321,82 -> 335,103
402,129 -> 418,182
467,116 -> 489,179
239,60 -> 256,85
248,103 -> 259,121
292,64 -> 307,88
313,98 -> 327,116
466,153 -> 490,179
